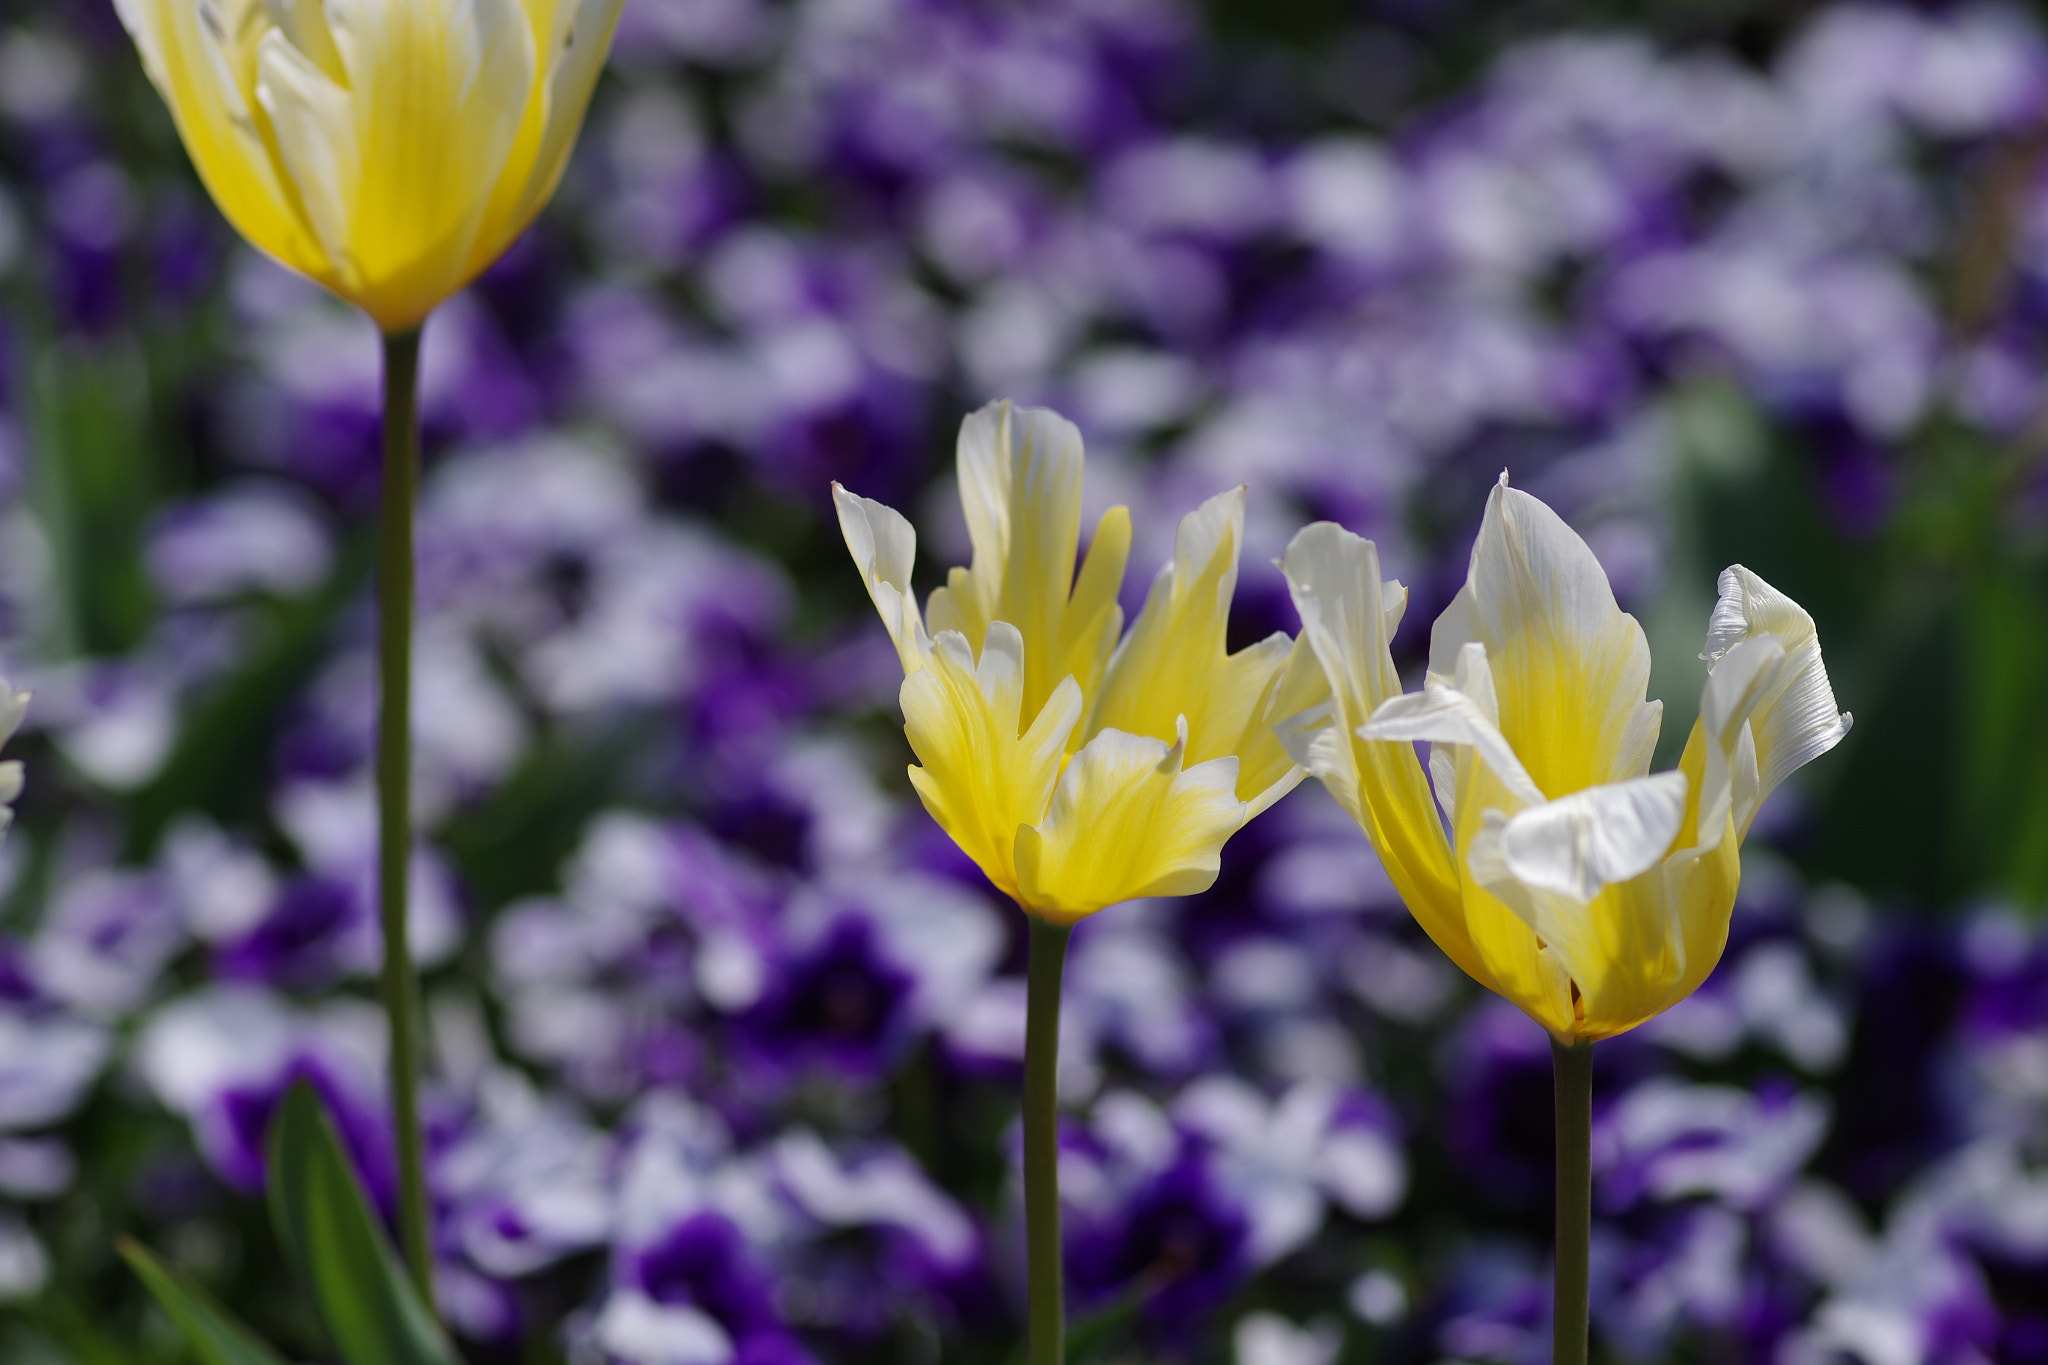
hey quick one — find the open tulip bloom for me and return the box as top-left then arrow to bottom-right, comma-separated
1277,474 -> 1850,1364
835,400 -> 1313,1362
116,0 -> 625,1309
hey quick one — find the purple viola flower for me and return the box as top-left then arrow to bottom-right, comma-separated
1431,1245 -> 1551,1365
765,1128 -> 984,1338
436,1083 -> 612,1330
27,868 -> 181,1022
211,874 -> 360,992
146,483 -> 335,606
1593,1077 -> 1831,1215
270,778 -> 465,975
1056,1092 -> 1253,1339
1068,1141 -> 1251,1337
1440,1000 -> 1558,1214
136,986 -> 394,1201
734,914 -> 918,1084
606,1211 -> 815,1365
738,871 -> 1005,1091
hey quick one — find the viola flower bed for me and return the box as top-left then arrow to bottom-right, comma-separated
0,1 -> 2046,1362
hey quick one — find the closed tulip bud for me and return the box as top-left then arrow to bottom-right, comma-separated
115,0 -> 624,332
1278,474 -> 1850,1044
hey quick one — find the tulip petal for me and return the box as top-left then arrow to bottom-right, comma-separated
902,628 -> 1080,904
1496,771 -> 1688,904
263,0 -> 349,82
310,0 -> 539,328
1233,632 -> 1322,815
469,0 -> 627,277
114,0 -> 332,280
1688,633 -> 1784,851
1361,662 -> 1546,810
1438,474 -> 1660,795
1013,718 -> 1246,923
256,30 -> 358,271
1463,773 -> 1690,1038
1278,522 -> 1481,987
926,402 -> 1116,724
1701,566 -> 1852,827
833,484 -> 930,673
1091,487 -> 1281,766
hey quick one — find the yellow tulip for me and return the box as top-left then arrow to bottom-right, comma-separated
1278,474 -> 1850,1042
836,400 -> 1318,924
114,0 -> 624,333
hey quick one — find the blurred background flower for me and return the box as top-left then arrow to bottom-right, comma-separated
0,1 -> 2046,1362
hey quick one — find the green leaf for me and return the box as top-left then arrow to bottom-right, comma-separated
266,1083 -> 459,1365
117,1237 -> 289,1365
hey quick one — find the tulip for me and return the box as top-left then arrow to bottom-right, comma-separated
835,400 -> 1312,1364
1276,473 -> 1849,1365
112,0 -> 625,332
115,0 -> 625,1308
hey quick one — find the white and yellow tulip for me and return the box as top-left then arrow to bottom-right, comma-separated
836,401 -> 1317,924
115,0 -> 624,332
1279,474 -> 1850,1042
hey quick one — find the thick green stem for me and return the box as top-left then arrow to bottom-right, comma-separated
1024,917 -> 1072,1365
377,327 -> 434,1312
1553,1037 -> 1594,1365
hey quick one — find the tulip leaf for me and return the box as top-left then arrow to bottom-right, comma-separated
266,1083 -> 459,1365
117,1236 -> 289,1365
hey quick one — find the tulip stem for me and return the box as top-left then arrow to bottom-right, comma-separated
1553,1037 -> 1594,1365
1024,916 -> 1072,1365
378,326 -> 434,1312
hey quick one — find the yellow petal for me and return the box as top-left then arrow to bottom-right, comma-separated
1277,523 -> 1483,989
901,627 -> 1080,904
925,401 -> 1124,727
1089,487 -> 1280,766
1232,631 -> 1323,815
301,0 -> 538,330
833,483 -> 929,673
113,0 -> 334,282
467,0 -> 627,282
1013,718 -> 1247,923
1567,830 -> 1741,1041
1439,474 -> 1661,798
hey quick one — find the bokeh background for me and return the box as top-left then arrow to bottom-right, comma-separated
0,0 -> 2046,1361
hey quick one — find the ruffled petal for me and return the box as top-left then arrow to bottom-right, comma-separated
1701,566 -> 1852,830
1493,771 -> 1688,905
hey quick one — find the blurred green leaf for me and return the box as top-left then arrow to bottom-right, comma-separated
1959,553 -> 2048,909
29,342 -> 159,659
265,1084 -> 458,1365
117,1237 -> 288,1365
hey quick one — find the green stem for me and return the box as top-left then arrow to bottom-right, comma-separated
1552,1037 -> 1593,1365
377,326 -> 434,1312
1024,917 -> 1072,1365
